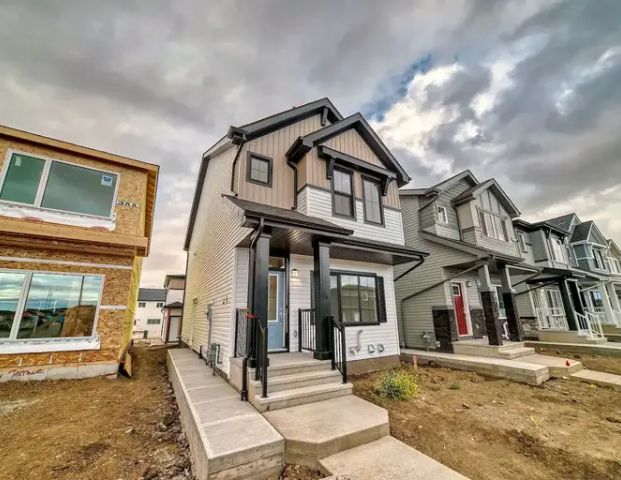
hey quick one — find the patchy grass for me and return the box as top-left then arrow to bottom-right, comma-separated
353,362 -> 621,480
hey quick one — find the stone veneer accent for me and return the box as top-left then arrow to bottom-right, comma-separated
469,308 -> 486,339
480,291 -> 503,346
432,307 -> 458,353
503,292 -> 524,342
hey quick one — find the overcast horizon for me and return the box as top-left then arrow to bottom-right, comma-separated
1,0 -> 620,288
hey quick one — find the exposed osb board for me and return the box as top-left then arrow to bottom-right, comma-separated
120,257 -> 142,360
0,137 -> 148,237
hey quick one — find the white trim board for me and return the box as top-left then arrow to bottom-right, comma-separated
0,256 -> 133,270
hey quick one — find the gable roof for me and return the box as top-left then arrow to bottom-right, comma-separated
452,178 -> 521,217
228,97 -> 343,142
608,239 -> 621,256
570,221 -> 592,242
426,169 -> 479,194
138,288 -> 167,302
546,213 -> 579,232
512,218 -> 570,236
286,113 -> 411,186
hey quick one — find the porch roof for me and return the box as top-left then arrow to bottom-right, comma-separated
524,266 -> 587,284
421,232 -> 525,265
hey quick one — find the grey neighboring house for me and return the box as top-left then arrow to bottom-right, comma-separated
395,170 -> 537,351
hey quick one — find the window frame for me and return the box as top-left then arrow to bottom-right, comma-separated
146,318 -> 161,325
609,257 -> 621,274
477,208 -> 511,242
437,205 -> 449,224
156,302 -> 164,308
551,238 -> 568,263
0,149 -> 120,220
361,174 -> 384,226
330,270 -> 380,326
517,232 -> 528,253
592,247 -> 605,270
0,268 -> 104,346
138,302 -> 146,308
245,151 -> 273,187
331,166 -> 356,219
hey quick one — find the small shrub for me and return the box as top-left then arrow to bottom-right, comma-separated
375,370 -> 418,400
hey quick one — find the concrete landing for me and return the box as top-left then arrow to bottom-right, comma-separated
402,350 -> 550,385
518,354 -> 583,377
525,340 -> 621,357
167,349 -> 284,480
320,436 -> 468,480
452,339 -> 535,359
536,329 -> 607,344
263,395 -> 389,468
570,369 -> 621,391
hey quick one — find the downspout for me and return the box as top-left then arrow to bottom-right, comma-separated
229,136 -> 247,196
178,250 -> 190,346
287,158 -> 298,210
399,256 -> 492,348
394,256 -> 426,348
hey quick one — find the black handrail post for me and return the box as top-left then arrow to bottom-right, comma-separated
340,322 -> 347,383
329,316 -> 336,371
261,321 -> 268,398
298,308 -> 302,352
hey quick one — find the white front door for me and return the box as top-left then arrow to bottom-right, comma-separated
168,316 -> 180,342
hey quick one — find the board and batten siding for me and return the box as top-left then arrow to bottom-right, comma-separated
183,146 -> 252,375
300,186 -> 404,245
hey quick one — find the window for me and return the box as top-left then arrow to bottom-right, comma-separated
478,209 -> 510,242
156,302 -> 164,308
0,152 -> 118,217
517,232 -> 528,252
592,248 -> 605,270
332,168 -> 354,218
610,257 -> 621,274
362,177 -> 383,224
246,153 -> 272,186
0,270 -> 102,341
437,205 -> 448,224
551,238 -> 567,263
147,318 -> 160,325
138,302 -> 146,308
328,272 -> 386,324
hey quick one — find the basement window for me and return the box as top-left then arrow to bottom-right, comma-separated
0,269 -> 103,343
0,151 -> 119,218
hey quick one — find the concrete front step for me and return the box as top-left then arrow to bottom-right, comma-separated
250,369 -> 342,393
570,369 -> 621,390
451,341 -> 535,359
518,354 -> 583,377
251,381 -> 353,412
263,395 -> 389,468
402,350 -> 550,385
319,436 -> 468,480
601,324 -> 621,335
250,358 -> 332,378
605,333 -> 621,343
537,329 -> 608,344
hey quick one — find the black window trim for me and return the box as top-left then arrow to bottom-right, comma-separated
361,174 -> 385,227
246,151 -> 273,187
331,166 -> 356,220
330,270 -> 380,326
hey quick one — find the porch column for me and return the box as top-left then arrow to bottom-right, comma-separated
568,280 -> 585,316
499,264 -> 523,342
558,279 -> 578,331
600,283 -> 616,325
252,230 -> 271,367
606,283 -> 621,326
479,264 -> 503,346
313,238 -> 332,360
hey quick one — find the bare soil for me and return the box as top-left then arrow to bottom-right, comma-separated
533,346 -> 621,375
353,362 -> 621,480
0,346 -> 192,480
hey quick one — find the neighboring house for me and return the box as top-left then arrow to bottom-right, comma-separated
0,125 -> 157,381
183,98 -> 426,381
162,274 -> 185,344
133,288 -> 166,339
395,170 -> 536,352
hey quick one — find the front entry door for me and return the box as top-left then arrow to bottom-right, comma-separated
267,271 -> 285,351
451,282 -> 469,336
168,316 -> 180,342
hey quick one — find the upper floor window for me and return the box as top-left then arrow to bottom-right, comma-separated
138,302 -> 146,308
437,205 -> 448,224
478,209 -> 509,242
332,168 -> 354,218
609,257 -> 621,274
551,238 -> 568,263
517,232 -> 528,253
592,248 -> 606,270
0,152 -> 118,218
147,318 -> 161,325
0,270 -> 103,341
246,153 -> 272,186
362,177 -> 383,225
156,302 -> 164,308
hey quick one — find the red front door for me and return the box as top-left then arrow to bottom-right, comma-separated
451,283 -> 469,336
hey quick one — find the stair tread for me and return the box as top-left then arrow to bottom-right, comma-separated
254,381 -> 352,403
252,369 -> 340,385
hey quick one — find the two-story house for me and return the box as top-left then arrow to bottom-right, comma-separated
182,98 -> 426,407
0,125 -> 157,381
161,274 -> 185,344
395,170 -> 537,354
133,288 -> 167,340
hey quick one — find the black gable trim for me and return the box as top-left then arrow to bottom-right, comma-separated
286,113 -> 411,187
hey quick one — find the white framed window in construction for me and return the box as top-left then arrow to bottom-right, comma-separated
478,209 -> 510,242
0,149 -> 120,219
551,238 -> 568,263
609,257 -> 621,274
0,269 -> 104,352
517,232 -> 528,253
437,205 -> 448,224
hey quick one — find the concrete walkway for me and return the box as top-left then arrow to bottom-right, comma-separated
168,349 -> 284,480
570,369 -> 621,390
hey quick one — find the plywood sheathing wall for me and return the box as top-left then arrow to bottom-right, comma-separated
0,138 -> 148,237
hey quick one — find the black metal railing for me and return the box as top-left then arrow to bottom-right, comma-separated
233,308 -> 250,401
256,319 -> 268,398
298,308 -> 316,352
329,316 -> 347,383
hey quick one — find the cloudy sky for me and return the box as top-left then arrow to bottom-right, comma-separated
1,0 -> 620,287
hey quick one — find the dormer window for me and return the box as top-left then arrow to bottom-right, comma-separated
437,205 -> 448,224
246,153 -> 272,186
0,151 -> 119,218
332,167 -> 354,218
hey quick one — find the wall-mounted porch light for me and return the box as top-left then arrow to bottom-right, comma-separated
290,268 -> 300,279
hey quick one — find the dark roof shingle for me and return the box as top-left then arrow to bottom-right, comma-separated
138,288 -> 167,302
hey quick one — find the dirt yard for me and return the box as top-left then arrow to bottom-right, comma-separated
353,362 -> 621,480
533,346 -> 621,375
0,346 -> 193,480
